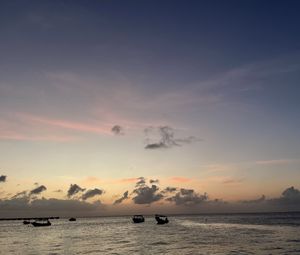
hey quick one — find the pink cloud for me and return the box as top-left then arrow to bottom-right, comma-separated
117,177 -> 139,183
20,113 -> 112,135
170,176 -> 193,183
0,132 -> 76,142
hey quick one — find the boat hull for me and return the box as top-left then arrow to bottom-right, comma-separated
155,215 -> 169,225
132,218 -> 145,223
31,222 -> 51,227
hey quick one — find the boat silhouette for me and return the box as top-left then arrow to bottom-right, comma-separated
69,217 -> 76,221
155,214 -> 169,224
132,215 -> 145,223
31,219 -> 51,227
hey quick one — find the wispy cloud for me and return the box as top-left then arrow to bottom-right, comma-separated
222,178 -> 244,185
144,126 -> 200,150
0,133 -> 76,142
113,191 -> 129,205
170,176 -> 193,183
0,115 -> 78,142
255,159 -> 294,166
117,177 -> 139,183
29,185 -> 47,196
21,113 -> 112,136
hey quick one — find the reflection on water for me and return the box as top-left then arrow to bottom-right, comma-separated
1,213 -> 300,254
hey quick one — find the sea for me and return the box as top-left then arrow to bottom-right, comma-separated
1,212 -> 300,254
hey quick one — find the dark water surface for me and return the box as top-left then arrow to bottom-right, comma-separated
1,213 -> 300,254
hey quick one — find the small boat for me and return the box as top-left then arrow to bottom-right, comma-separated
132,215 -> 145,223
23,220 -> 31,225
155,214 -> 169,225
31,219 -> 51,227
69,217 -> 76,221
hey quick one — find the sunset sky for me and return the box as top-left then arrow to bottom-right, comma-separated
1,0 -> 300,217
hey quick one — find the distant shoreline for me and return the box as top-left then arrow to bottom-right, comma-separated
1,211 -> 300,221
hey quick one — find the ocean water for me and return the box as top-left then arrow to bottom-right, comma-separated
1,213 -> 300,254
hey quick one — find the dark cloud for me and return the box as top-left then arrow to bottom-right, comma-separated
114,191 -> 129,205
144,142 -> 167,149
233,186 -> 300,212
29,185 -> 47,196
241,195 -> 266,204
81,188 -> 103,200
132,184 -> 163,204
149,179 -> 159,184
174,136 -> 203,144
111,125 -> 124,135
0,175 -> 7,182
166,188 -> 208,206
0,197 -> 104,218
11,190 -> 27,199
67,184 -> 85,198
144,126 -> 178,149
282,186 -> 300,199
135,177 -> 146,187
144,126 -> 200,149
163,187 -> 177,193
54,189 -> 63,193
267,186 -> 300,210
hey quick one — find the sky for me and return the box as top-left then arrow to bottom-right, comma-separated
0,0 -> 300,217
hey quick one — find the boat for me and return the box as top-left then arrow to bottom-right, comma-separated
69,217 -> 76,221
31,219 -> 51,227
132,215 -> 145,223
23,220 -> 31,225
155,214 -> 169,224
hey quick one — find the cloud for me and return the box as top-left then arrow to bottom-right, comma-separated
144,142 -> 167,149
237,186 -> 300,211
0,133 -> 77,142
21,113 -> 111,136
144,126 -> 178,149
113,191 -> 129,205
166,188 -> 208,206
174,136 -> 203,144
81,188 -> 104,200
117,177 -> 139,183
0,175 -> 7,182
222,178 -> 244,184
111,125 -> 124,135
149,179 -> 159,184
29,185 -> 47,196
0,197 -> 104,218
11,190 -> 27,199
67,184 -> 85,198
162,187 -> 177,193
170,176 -> 192,183
132,183 -> 163,204
135,177 -> 146,187
255,159 -> 293,166
144,126 -> 200,150
3,181 -> 300,215
54,189 -> 63,193
241,195 -> 266,204
281,186 -> 300,200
